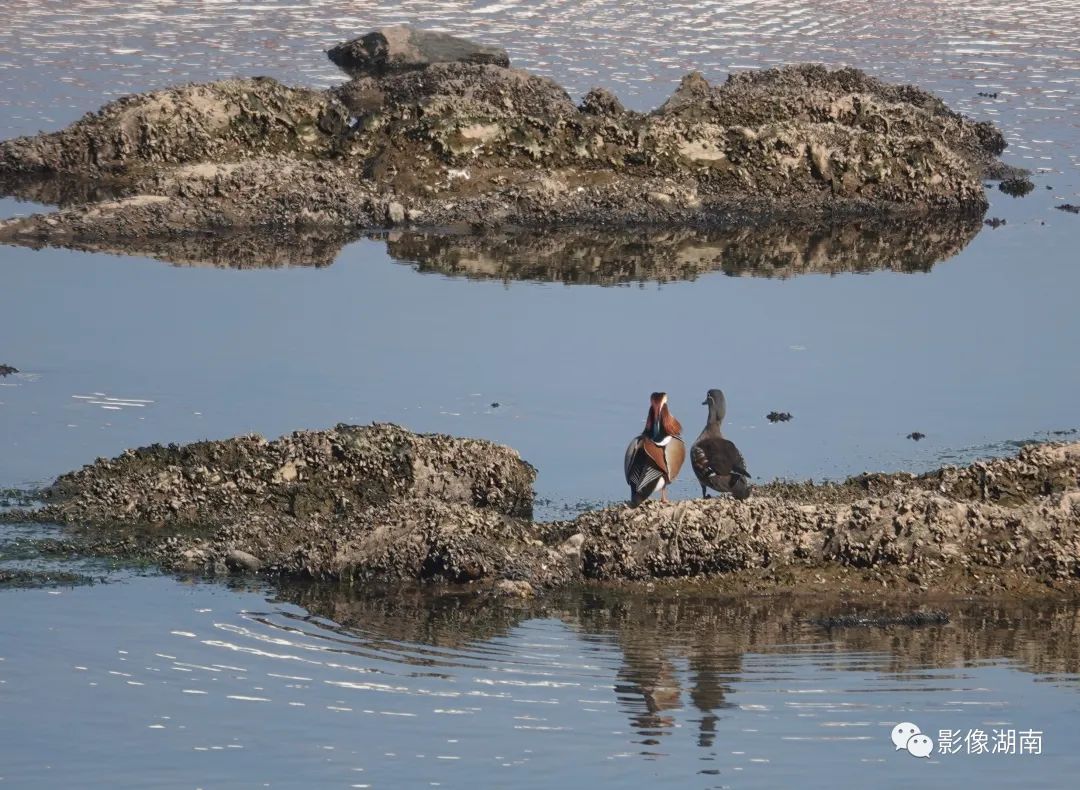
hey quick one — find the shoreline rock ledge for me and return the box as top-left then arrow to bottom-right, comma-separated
0,26 -> 1010,251
11,425 -> 1080,597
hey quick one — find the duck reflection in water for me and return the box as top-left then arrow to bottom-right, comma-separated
607,601 -> 739,754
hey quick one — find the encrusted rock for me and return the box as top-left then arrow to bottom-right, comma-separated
494,579 -> 535,597
225,549 -> 263,573
39,422 -> 536,527
579,87 -> 625,116
0,78 -> 348,178
385,200 -> 406,226
9,428 -> 1080,594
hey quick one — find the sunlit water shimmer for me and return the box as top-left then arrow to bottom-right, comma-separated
2,578 -> 1080,788
2,2 -> 1080,786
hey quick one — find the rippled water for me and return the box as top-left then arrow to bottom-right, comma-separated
2,577 -> 1079,788
2,2 -> 1080,786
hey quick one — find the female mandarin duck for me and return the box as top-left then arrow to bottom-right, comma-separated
624,392 -> 686,505
691,389 -> 751,500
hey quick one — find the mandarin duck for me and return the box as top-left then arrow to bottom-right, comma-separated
624,392 -> 686,505
691,389 -> 751,500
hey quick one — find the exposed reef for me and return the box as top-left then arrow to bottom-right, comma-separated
7,425 -> 1079,596
0,26 -> 1011,252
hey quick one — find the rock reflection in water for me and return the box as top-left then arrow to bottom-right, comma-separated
0,172 -> 133,209
2,225 -> 359,269
383,214 -> 982,285
1,207 -> 981,277
276,583 -> 1080,754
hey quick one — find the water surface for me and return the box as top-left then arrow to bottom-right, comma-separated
2,577 -> 1079,788
2,2 -> 1080,786
2,2 -> 1078,514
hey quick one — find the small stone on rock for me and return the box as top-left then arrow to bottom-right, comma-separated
494,579 -> 534,597
386,201 -> 406,225
328,25 -> 510,76
225,549 -> 263,573
579,87 -> 625,116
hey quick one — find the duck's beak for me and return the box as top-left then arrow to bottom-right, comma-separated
701,399 -> 707,405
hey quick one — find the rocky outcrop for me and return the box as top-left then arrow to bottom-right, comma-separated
11,426 -> 1080,595
41,423 -> 535,526
0,77 -> 349,178
0,27 -> 1013,251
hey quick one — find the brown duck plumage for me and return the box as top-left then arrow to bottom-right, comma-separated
691,389 -> 751,500
624,392 -> 685,505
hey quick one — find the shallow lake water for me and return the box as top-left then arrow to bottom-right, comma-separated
2,1 -> 1080,786
2,576 -> 1080,788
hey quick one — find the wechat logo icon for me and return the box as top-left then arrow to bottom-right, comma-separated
891,722 -> 934,758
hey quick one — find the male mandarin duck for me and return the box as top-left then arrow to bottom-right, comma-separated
691,389 -> 751,500
624,392 -> 686,505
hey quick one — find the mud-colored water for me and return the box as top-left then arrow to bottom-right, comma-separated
2,1 -> 1080,786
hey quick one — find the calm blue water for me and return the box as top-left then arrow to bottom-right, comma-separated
2,1 -> 1080,787
1,212 -> 1078,514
